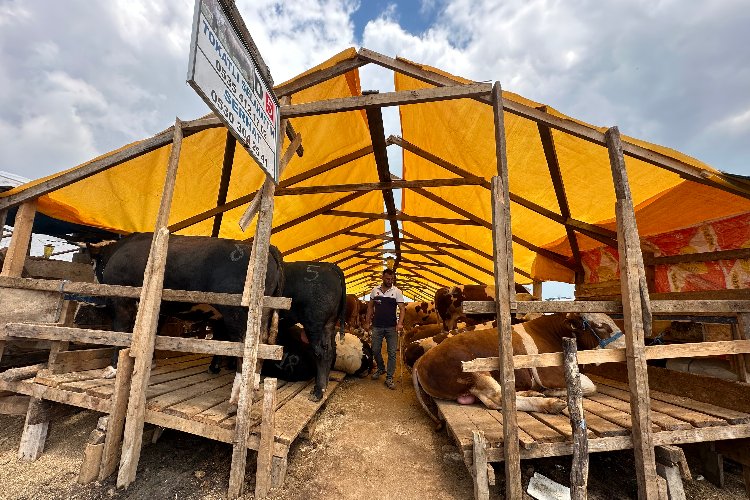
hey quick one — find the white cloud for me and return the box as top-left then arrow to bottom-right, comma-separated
0,0 -> 748,181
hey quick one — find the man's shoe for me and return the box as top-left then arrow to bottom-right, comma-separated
371,369 -> 385,380
385,378 -> 396,390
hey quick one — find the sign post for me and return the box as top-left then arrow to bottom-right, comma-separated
187,0 -> 280,181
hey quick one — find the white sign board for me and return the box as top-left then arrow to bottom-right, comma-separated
187,0 -> 280,181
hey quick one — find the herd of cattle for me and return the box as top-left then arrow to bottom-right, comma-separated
90,233 -> 626,419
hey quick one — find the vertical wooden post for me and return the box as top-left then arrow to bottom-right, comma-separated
563,337 -> 588,499
605,126 -> 658,499
472,430 -> 490,500
117,118 -> 183,488
1,200 -> 36,277
532,280 -> 542,299
491,81 -> 522,499
255,377 -> 278,498
212,131 -> 237,237
734,314 -> 750,383
227,97 -> 288,499
18,397 -> 50,461
100,348 -> 135,480
0,209 -> 7,246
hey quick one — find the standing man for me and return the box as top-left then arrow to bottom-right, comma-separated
364,268 -> 405,390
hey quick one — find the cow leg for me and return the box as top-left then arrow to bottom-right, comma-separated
542,374 -> 597,398
310,323 -> 336,402
516,396 -> 566,414
228,357 -> 244,414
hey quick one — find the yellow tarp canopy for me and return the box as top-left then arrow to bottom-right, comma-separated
4,48 -> 750,300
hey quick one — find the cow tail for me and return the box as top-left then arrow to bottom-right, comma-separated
336,264 -> 346,341
269,245 -> 285,296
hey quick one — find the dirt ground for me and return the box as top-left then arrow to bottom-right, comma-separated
1,366 -> 748,499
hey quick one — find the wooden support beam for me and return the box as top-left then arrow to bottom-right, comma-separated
169,145 -> 371,234
401,244 -> 487,285
269,191 -> 369,235
399,260 -> 454,289
363,94 -> 401,268
644,247 -> 750,266
281,83 -> 492,118
0,116 -> 222,211
491,82 -> 522,500
254,377 -> 277,498
1,200 -> 36,277
320,233 -> 387,263
326,209 -> 479,226
349,248 -> 442,255
99,348 -> 134,481
344,232 -> 469,250
388,134 -> 617,248
275,177 -> 480,196
360,48 -> 750,200
472,431 -> 490,500
402,182 -> 576,269
118,118 -> 184,489
408,220 -> 533,280
563,337 -> 588,500
401,229 -> 494,279
283,219 -> 372,257
274,53 -> 366,97
212,131 -> 236,237
538,118 -> 582,269
228,96 -> 287,498
18,397 -> 51,461
606,126 -> 658,499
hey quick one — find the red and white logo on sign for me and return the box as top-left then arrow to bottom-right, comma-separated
264,93 -> 275,121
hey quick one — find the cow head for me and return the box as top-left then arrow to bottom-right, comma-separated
564,312 -> 625,350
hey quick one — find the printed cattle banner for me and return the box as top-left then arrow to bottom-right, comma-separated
581,212 -> 750,292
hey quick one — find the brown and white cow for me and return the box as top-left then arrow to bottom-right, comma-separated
413,312 -> 625,420
401,300 -> 439,331
344,294 -> 360,329
403,321 -> 495,369
435,283 -> 538,331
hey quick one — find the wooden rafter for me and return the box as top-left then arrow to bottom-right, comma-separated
537,115 -> 582,270
316,232 -> 387,263
211,131 -> 236,237
400,229 -> 494,280
268,191 -> 369,236
348,248 -> 441,255
344,231 -> 469,251
364,91 -> 401,270
389,135 -> 617,248
360,48 -> 750,200
169,145 -> 372,233
280,83 -> 492,119
404,185 -> 576,270
399,261 -> 453,289
275,177 -> 481,196
325,210 -> 480,226
282,219 -> 372,257
0,116 -> 223,211
274,53 -> 366,97
402,251 -> 484,286
410,219 -> 533,281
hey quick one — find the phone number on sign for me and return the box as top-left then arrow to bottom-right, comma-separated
209,89 -> 269,169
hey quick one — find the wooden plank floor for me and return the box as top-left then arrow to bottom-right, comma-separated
7,353 -> 344,455
436,376 -> 750,461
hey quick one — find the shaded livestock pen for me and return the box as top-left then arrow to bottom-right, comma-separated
3,39 -> 750,500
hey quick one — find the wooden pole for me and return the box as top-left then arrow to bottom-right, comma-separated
606,126 -> 658,499
491,81 -> 523,499
254,377 -> 278,498
212,132 -> 237,237
472,430 -> 490,500
99,348 -> 135,480
117,118 -> 183,488
563,337 -> 588,499
532,280 -> 542,299
227,97 -> 288,499
1,200 -> 36,277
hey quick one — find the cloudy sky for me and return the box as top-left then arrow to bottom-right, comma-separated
1,0 -> 748,181
1,1 -> 748,297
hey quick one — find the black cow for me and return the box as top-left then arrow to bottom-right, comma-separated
279,262 -> 346,401
261,325 -> 373,381
94,233 -> 284,375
